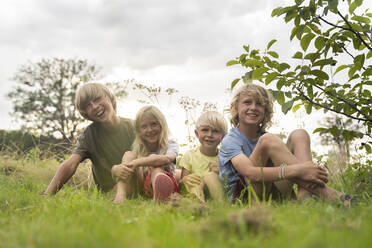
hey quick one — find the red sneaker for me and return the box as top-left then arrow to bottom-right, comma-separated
153,173 -> 174,202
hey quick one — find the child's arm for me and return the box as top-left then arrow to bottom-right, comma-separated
126,154 -> 174,168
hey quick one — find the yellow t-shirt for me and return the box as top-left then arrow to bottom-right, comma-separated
180,147 -> 218,177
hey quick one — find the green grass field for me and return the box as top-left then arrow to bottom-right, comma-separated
1,155 -> 371,248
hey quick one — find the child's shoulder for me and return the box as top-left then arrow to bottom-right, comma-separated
183,147 -> 199,157
222,128 -> 243,142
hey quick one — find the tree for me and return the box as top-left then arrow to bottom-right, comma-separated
318,114 -> 361,161
8,58 -> 100,143
227,0 -> 372,153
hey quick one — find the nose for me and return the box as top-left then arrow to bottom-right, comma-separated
250,102 -> 259,110
88,101 -> 99,112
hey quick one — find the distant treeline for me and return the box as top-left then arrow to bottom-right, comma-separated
0,129 -> 73,160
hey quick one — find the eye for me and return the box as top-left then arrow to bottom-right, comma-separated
94,97 -> 101,103
150,121 -> 158,127
212,129 -> 220,134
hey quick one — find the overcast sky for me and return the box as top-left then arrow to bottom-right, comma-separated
1,0 -> 345,151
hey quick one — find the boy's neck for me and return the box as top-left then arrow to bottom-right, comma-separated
101,115 -> 121,131
238,123 -> 260,141
199,145 -> 218,157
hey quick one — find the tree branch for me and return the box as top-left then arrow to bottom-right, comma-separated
338,11 -> 372,51
298,91 -> 371,123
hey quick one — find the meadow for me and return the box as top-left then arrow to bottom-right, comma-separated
1,152 -> 371,248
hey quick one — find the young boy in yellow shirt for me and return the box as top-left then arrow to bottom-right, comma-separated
180,111 -> 227,202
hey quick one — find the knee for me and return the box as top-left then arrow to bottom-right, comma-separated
257,133 -> 282,151
288,129 -> 310,144
203,171 -> 218,180
123,151 -> 136,159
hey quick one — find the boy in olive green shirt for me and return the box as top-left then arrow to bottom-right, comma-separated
45,83 -> 135,194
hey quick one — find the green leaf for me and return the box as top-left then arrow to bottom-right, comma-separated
277,91 -> 285,105
328,0 -> 339,13
267,39 -> 277,50
313,59 -> 337,67
348,23 -> 363,32
304,52 -> 321,62
349,0 -> 362,14
314,36 -> 325,50
242,71 -> 253,84
267,51 -> 279,58
282,99 -> 295,114
313,127 -> 327,133
295,25 -> 306,40
231,78 -> 240,90
334,65 -> 349,75
348,65 -> 358,78
367,51 -> 372,59
310,70 -> 329,80
292,51 -> 303,59
300,33 -> 316,52
277,78 -> 286,90
305,102 -> 312,114
243,45 -> 250,53
271,7 -> 282,17
295,0 -> 304,5
265,72 -> 279,85
278,63 -> 290,72
351,15 -> 371,24
365,144 -> 371,154
244,59 -> 265,67
252,67 -> 269,80
354,54 -> 365,70
226,60 -> 240,66
292,103 -> 301,113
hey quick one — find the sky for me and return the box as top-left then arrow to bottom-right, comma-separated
0,0 -> 355,153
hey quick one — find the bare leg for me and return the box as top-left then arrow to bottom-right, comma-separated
286,129 -> 312,200
247,133 -> 298,199
203,172 -> 224,202
247,133 -> 342,202
113,151 -> 137,204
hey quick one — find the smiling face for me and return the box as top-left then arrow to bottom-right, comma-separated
85,95 -> 116,123
195,125 -> 224,151
138,114 -> 162,147
236,93 -> 265,128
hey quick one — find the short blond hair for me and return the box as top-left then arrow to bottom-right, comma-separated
132,106 -> 170,157
229,83 -> 273,131
75,83 -> 117,120
195,111 -> 228,135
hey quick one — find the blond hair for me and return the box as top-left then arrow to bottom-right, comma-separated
229,83 -> 273,131
195,111 -> 228,135
132,106 -> 169,157
75,83 -> 117,120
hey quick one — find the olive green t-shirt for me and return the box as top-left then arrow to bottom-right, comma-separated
73,117 -> 135,192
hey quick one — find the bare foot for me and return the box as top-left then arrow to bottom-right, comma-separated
113,194 -> 126,204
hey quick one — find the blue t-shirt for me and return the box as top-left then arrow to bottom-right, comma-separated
218,127 -> 264,197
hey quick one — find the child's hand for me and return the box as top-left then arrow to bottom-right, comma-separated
208,162 -> 219,174
112,164 -> 134,181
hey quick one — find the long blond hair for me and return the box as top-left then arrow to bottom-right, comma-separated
132,106 -> 170,157
229,83 -> 273,131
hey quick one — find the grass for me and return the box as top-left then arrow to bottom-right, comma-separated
1,155 -> 371,248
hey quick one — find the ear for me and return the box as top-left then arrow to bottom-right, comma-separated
194,129 -> 200,138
